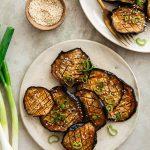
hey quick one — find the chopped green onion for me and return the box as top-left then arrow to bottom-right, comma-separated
136,38 -> 147,46
106,105 -> 113,112
82,74 -> 88,83
82,59 -> 94,72
97,81 -> 104,89
92,115 -> 98,120
115,113 -> 122,120
107,124 -> 118,136
60,103 -> 65,110
72,141 -> 82,149
52,112 -> 66,123
136,0 -> 146,6
48,135 -> 59,144
63,75 -> 75,87
105,95 -> 115,104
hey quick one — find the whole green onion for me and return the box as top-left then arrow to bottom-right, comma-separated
0,26 -> 18,150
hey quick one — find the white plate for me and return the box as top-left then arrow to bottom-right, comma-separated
79,0 -> 150,53
19,40 -> 139,150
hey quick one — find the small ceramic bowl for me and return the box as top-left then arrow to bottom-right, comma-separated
25,0 -> 66,31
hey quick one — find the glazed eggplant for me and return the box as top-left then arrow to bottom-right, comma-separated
40,86 -> 83,132
108,83 -> 137,121
77,69 -> 123,114
62,122 -> 97,150
148,0 -> 150,18
111,7 -> 146,34
51,48 -> 94,87
23,87 -> 54,117
75,89 -> 107,130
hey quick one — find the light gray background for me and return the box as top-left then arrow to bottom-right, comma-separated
0,0 -> 149,150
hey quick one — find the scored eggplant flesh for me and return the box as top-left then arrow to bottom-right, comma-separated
108,83 -> 137,121
111,7 -> 146,34
62,122 -> 97,150
75,89 -> 107,130
23,87 -> 54,117
77,69 -> 123,114
51,48 -> 93,87
40,86 -> 83,132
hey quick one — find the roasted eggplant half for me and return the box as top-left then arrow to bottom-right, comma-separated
75,89 -> 107,130
111,7 -> 146,34
51,48 -> 94,87
108,83 -> 138,121
77,69 -> 123,114
147,0 -> 150,19
62,122 -> 97,150
23,87 -> 54,117
40,86 -> 83,132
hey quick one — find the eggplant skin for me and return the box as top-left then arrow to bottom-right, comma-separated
77,68 -> 123,114
75,89 -> 107,130
23,86 -> 54,117
111,7 -> 146,34
62,122 -> 97,150
40,86 -> 83,132
51,48 -> 92,87
104,0 -> 135,4
148,0 -> 150,18
108,82 -> 138,122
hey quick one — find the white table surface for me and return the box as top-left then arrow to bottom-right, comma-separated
0,0 -> 150,150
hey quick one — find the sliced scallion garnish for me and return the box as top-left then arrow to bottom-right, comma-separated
82,74 -> 88,83
136,38 -> 147,46
136,0 -> 146,6
92,115 -> 98,120
82,59 -> 94,72
106,105 -> 113,112
63,75 -> 75,87
107,124 -> 118,136
72,141 -> 82,149
48,135 -> 59,144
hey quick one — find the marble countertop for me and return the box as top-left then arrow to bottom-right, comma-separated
0,0 -> 150,150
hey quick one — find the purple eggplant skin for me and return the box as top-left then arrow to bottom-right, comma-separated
40,86 -> 84,132
108,81 -> 138,122
51,48 -> 93,87
75,89 -> 108,131
77,68 -> 124,112
104,0 -> 136,5
23,86 -> 54,117
147,0 -> 150,19
111,6 -> 146,34
62,122 -> 97,150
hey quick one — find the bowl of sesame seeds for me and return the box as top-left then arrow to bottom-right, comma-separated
26,0 -> 66,30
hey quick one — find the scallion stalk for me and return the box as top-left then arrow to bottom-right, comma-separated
0,90 -> 8,140
0,27 -> 14,69
0,123 -> 13,150
0,61 -> 19,150
0,26 -> 18,150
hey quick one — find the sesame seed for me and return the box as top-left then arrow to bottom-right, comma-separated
28,0 -> 64,26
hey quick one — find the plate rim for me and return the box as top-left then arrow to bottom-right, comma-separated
19,39 -> 140,150
79,0 -> 150,53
